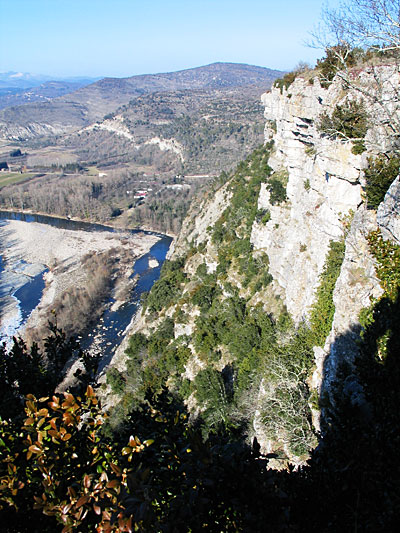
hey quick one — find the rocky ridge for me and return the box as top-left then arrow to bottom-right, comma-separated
256,71 -> 399,411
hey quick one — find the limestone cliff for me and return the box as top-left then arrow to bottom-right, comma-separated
255,72 -> 399,413
107,65 -> 400,464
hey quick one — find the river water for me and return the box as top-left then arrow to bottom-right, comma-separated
0,211 -> 172,367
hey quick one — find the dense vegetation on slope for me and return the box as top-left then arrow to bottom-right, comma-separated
1,273 -> 400,531
106,144 -> 347,458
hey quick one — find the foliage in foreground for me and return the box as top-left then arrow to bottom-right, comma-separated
0,377 -> 292,532
1,305 -> 400,532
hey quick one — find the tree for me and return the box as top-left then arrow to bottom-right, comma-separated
0,386 -> 151,532
311,0 -> 400,150
315,0 -> 400,53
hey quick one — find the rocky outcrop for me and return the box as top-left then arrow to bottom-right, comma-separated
252,77 -> 364,323
145,137 -> 185,162
0,120 -> 75,141
82,115 -> 135,141
377,176 -> 400,244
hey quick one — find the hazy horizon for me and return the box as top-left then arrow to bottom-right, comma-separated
0,61 -> 284,84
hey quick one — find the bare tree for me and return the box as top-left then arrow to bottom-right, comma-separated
310,1 -> 400,152
260,354 -> 317,457
312,0 -> 400,53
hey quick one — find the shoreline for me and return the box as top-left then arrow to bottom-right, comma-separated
0,218 -> 161,343
0,207 -> 178,239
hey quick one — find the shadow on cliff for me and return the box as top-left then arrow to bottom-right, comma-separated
1,293 -> 400,531
295,288 -> 400,532
106,291 -> 400,532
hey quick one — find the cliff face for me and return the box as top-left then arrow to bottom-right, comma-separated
252,79 -> 370,403
108,66 -> 400,463
255,78 -> 363,323
254,72 -> 400,405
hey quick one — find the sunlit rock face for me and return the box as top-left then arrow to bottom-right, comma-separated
377,176 -> 400,244
253,77 -> 365,324
250,69 -> 400,440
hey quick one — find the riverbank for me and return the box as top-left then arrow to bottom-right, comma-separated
0,219 -> 160,343
0,207 -> 178,238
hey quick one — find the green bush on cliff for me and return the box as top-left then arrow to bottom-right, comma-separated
256,208 -> 271,224
318,99 -> 368,153
273,64 -> 311,93
364,154 -> 400,210
143,257 -> 187,313
359,230 -> 400,363
309,239 -> 346,346
106,367 -> 126,394
267,177 -> 288,205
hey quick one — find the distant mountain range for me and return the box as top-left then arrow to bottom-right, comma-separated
0,81 -> 96,110
0,63 -> 283,141
0,71 -> 99,89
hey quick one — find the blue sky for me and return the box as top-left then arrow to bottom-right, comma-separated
0,0 -> 339,78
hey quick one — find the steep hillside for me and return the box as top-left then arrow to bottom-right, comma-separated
63,85 -> 267,175
104,62 -> 400,470
0,63 -> 282,141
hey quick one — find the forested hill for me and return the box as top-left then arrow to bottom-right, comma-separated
0,63 -> 283,139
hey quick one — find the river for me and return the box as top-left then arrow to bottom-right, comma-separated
0,211 -> 172,368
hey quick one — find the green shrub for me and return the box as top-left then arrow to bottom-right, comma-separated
126,332 -> 147,358
196,262 -> 208,279
359,230 -> 400,361
351,142 -> 366,155
194,367 -> 232,429
309,240 -> 346,346
144,257 -> 187,312
305,146 -> 316,157
267,178 -> 287,205
366,230 -> 400,301
274,71 -> 298,93
364,154 -> 400,210
106,367 -> 126,394
212,218 -> 227,244
191,280 -> 221,311
256,208 -> 271,224
273,64 -> 310,94
318,100 -> 368,148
